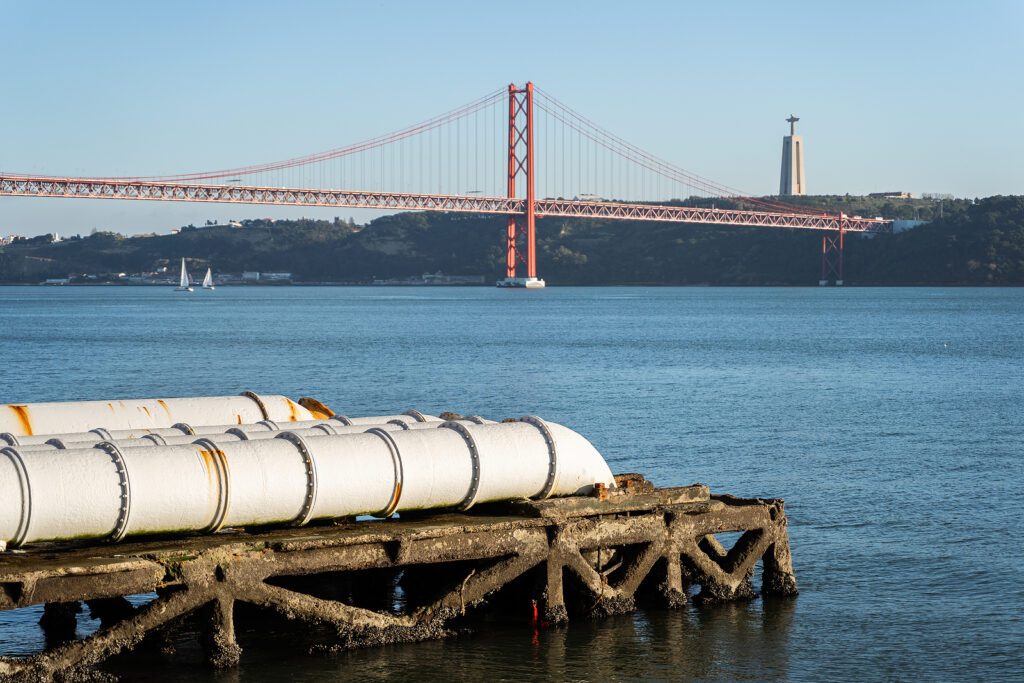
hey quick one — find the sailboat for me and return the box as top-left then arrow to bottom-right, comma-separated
174,258 -> 193,292
201,268 -> 215,291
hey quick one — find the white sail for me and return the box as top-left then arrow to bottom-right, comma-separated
202,268 -> 214,290
175,258 -> 193,291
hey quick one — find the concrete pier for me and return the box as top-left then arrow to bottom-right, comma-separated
0,474 -> 796,679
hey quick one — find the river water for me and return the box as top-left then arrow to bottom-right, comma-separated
0,286 -> 1021,681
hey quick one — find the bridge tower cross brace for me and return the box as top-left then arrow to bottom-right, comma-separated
506,82 -> 537,280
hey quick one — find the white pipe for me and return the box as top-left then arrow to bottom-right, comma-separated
0,393 -> 315,438
8,419 -> 482,450
226,423 -> 400,441
0,412 -> 444,447
0,419 -> 613,547
1,426 -> 192,447
330,411 -> 441,426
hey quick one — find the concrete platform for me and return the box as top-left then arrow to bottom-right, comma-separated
0,476 -> 796,679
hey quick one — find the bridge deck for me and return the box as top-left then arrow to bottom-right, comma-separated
0,175 -> 890,232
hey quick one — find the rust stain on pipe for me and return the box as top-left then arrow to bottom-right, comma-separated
198,449 -> 217,484
8,405 -> 33,435
298,397 -> 335,420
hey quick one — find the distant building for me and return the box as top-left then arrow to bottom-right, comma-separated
869,191 -> 912,199
422,271 -> 486,285
241,271 -> 293,283
42,278 -> 70,286
779,115 -> 806,196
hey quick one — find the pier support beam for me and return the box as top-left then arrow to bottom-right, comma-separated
0,481 -> 796,677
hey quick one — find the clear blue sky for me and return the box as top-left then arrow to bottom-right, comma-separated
2,0 -> 1021,236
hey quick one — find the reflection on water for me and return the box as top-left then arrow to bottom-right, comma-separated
109,600 -> 794,682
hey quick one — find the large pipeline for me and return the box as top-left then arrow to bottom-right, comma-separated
4,417 -> 487,452
0,419 -> 613,548
0,393 -> 318,438
0,411 -> 443,447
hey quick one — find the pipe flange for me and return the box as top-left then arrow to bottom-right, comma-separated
193,438 -> 231,533
89,427 -> 112,441
330,415 -> 354,426
465,416 -> 488,425
141,433 -> 167,445
172,422 -> 195,436
1,447 -> 32,548
276,432 -> 319,527
310,423 -> 336,435
403,409 -> 429,423
225,427 -> 248,440
241,391 -> 271,421
366,428 -> 404,518
441,421 -> 481,510
386,419 -> 411,430
45,438 -> 69,449
520,416 -> 558,499
94,441 -> 132,543
1,433 -> 20,446
257,419 -> 280,431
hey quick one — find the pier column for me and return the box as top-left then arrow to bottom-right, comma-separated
659,548 -> 687,609
202,597 -> 241,669
544,559 -> 567,624
39,601 -> 81,648
762,522 -> 799,597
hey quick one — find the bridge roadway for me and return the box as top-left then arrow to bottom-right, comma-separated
0,175 -> 891,233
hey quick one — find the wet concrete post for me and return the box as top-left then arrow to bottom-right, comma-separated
543,529 -> 569,625
762,510 -> 798,597
39,602 -> 81,649
201,597 -> 242,669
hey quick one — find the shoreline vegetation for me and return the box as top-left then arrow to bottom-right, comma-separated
2,195 -> 1021,286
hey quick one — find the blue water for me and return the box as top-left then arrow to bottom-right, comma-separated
1,286 -> 1021,681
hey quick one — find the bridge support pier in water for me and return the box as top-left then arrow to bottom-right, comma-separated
820,221 -> 845,286
0,476 -> 796,679
498,81 -> 546,289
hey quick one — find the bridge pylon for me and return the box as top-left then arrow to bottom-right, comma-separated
497,82 -> 545,289
819,216 -> 845,286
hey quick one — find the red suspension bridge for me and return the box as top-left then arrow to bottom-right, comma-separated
0,82 -> 889,286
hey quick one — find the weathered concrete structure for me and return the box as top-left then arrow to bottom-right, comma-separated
0,475 -> 796,679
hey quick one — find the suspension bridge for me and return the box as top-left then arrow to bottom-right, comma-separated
0,83 -> 890,286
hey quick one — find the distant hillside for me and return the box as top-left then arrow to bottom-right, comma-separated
1,195 -> 1021,285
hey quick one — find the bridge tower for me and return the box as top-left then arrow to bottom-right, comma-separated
497,82 -> 545,289
819,216 -> 845,286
